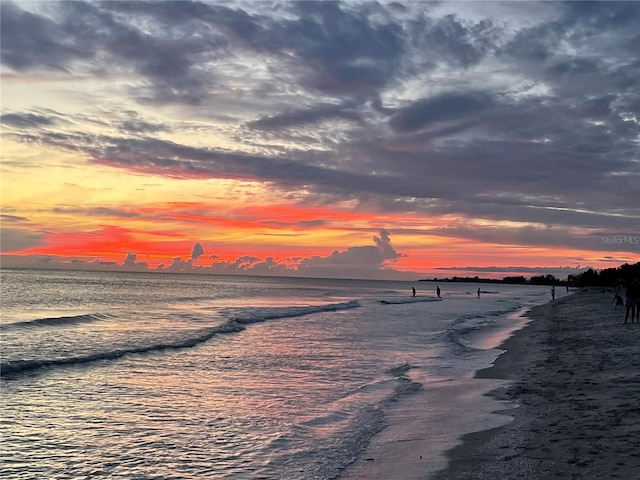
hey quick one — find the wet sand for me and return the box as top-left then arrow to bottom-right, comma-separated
343,290 -> 640,479
435,290 -> 640,479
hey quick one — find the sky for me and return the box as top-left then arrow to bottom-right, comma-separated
1,0 -> 638,280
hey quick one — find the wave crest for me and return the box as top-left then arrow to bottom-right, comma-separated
1,300 -> 360,378
1,313 -> 110,331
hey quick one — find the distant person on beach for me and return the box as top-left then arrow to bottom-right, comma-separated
551,286 -> 556,300
614,293 -> 624,309
436,286 -> 441,298
623,280 -> 639,324
412,286 -> 416,297
477,288 -> 480,298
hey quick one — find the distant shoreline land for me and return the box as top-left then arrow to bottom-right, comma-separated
419,261 -> 640,287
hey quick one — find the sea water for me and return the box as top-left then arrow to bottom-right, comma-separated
0,269 -> 559,479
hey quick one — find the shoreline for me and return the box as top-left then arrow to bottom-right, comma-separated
433,290 -> 640,479
341,290 -> 640,480
339,295 -> 552,480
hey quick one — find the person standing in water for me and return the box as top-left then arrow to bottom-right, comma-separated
412,286 -> 416,297
436,286 -> 441,298
551,285 -> 556,300
477,288 -> 480,298
623,280 -> 639,324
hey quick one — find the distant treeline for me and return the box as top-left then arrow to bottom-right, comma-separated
419,275 -> 564,285
420,262 -> 640,287
567,262 -> 640,287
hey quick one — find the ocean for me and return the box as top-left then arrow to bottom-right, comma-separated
0,269 -> 559,479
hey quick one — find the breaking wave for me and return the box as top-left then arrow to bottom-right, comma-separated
1,313 -> 111,330
1,300 -> 360,378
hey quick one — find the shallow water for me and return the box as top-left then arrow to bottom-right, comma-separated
1,269 -> 559,479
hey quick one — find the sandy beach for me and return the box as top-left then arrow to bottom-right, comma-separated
435,290 -> 640,479
344,290 -> 640,480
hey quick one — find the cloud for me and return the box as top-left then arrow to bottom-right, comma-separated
0,214 -> 44,252
120,118 -> 167,134
296,229 -> 406,279
123,252 -> 137,265
0,1 -> 91,71
1,213 -> 29,223
5,109 -> 637,237
373,229 -> 402,262
1,0 -> 225,104
1,112 -> 57,128
389,92 -> 494,133
190,242 -> 205,262
53,207 -> 141,219
219,256 -> 289,276
420,14 -> 499,67
1,228 -> 412,279
208,255 -> 263,274
2,1 -> 639,276
248,101 -> 363,131
0,254 -> 116,270
0,228 -> 45,252
122,252 -> 149,271
282,1 -> 405,94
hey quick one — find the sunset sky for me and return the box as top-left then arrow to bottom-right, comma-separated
1,0 -> 638,280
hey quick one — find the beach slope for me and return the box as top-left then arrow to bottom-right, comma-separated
435,291 -> 640,479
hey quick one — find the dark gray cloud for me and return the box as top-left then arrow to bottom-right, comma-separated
208,256 -> 291,276
0,1 -> 92,70
120,118 -> 167,134
248,101 -> 363,130
420,14 -> 500,67
2,0 -> 227,104
389,92 -> 494,133
560,1 -> 640,31
0,214 -> 43,252
502,21 -> 561,62
0,228 -> 45,253
1,112 -> 57,128
52,207 -> 140,219
282,1 -> 406,94
0,213 -> 29,223
2,1 -> 408,102
123,252 -> 137,265
3,113 -> 636,240
190,242 -> 205,262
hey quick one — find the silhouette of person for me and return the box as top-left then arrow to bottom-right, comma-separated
623,280 -> 639,324
436,286 -> 441,298
477,288 -> 480,298
412,286 -> 416,297
614,293 -> 624,309
551,285 -> 556,300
